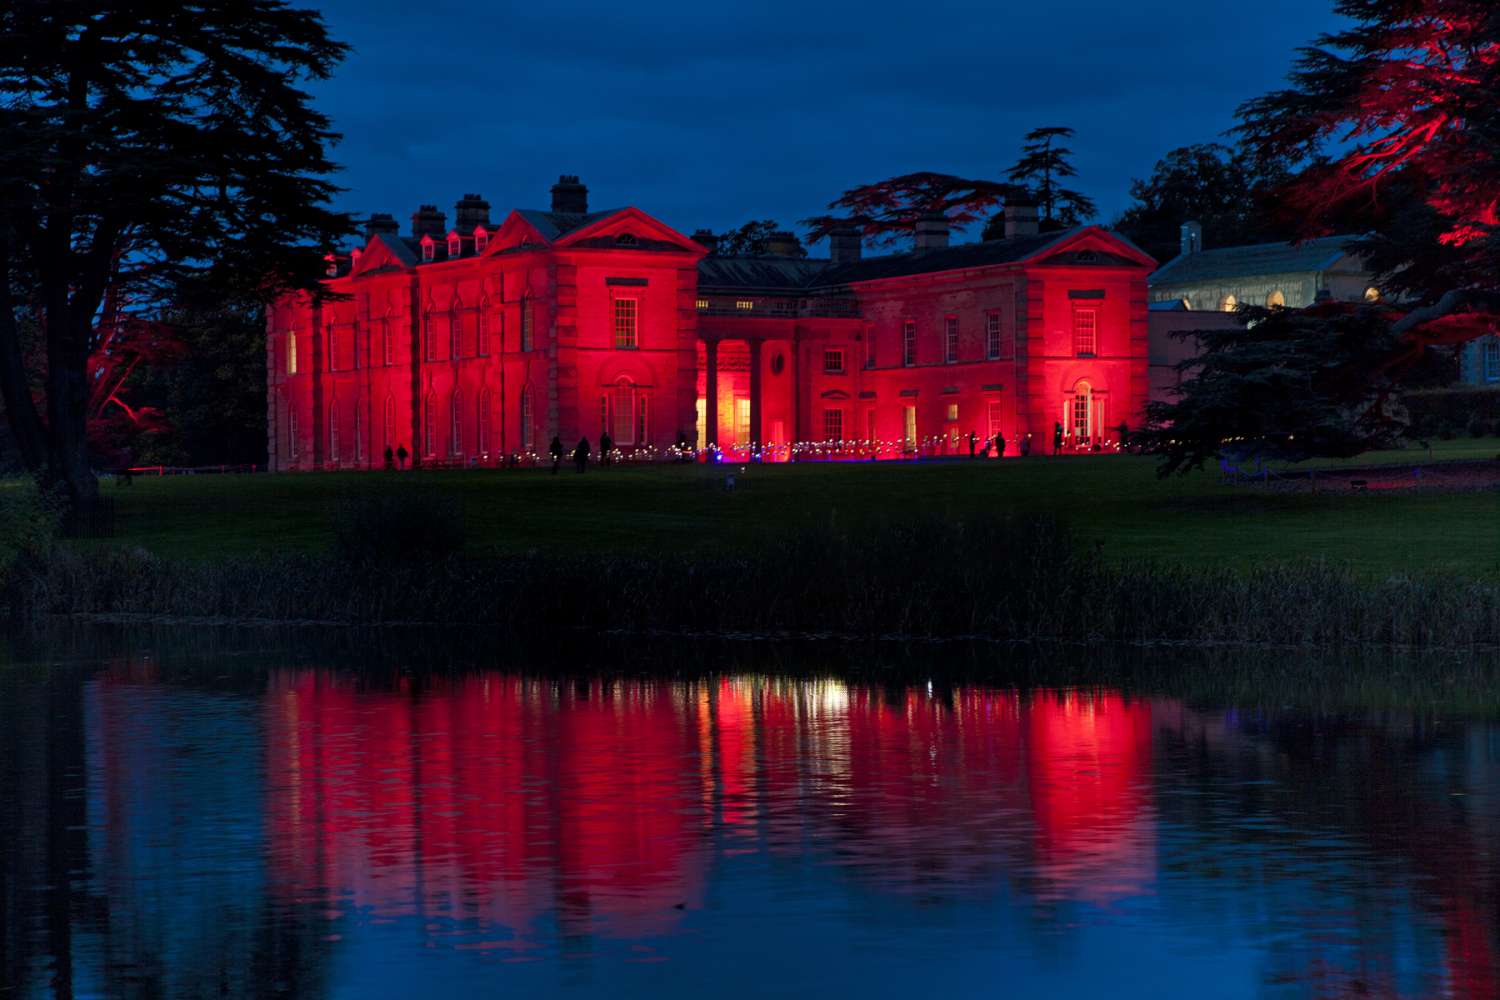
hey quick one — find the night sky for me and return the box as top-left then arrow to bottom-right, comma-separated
308,0 -> 1347,249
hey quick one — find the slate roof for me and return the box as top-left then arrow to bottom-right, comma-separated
1149,235 -> 1362,287
696,255 -> 831,292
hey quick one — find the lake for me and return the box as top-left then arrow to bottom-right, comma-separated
3,630 -> 1498,998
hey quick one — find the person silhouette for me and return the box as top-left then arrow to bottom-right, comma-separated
549,435 -> 564,474
573,436 -> 591,473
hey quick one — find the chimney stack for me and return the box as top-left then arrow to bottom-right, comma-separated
1003,199 -> 1039,239
692,228 -> 719,254
1180,220 -> 1203,257
550,175 -> 588,214
764,230 -> 801,257
365,212 -> 400,241
828,226 -> 862,265
410,204 -> 446,239
455,194 -> 490,233
914,213 -> 949,251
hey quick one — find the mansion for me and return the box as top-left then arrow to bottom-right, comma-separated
266,176 -> 1156,470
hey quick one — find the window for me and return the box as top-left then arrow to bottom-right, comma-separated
1220,294 -> 1238,312
447,234 -> 461,258
1484,337 -> 1500,382
823,348 -> 845,373
864,333 -> 876,369
614,297 -> 638,349
478,390 -> 492,453
383,396 -> 394,455
696,298 -> 709,311
903,405 -> 917,452
986,312 -> 1004,359
946,402 -> 959,422
287,332 -> 298,375
1266,289 -> 1286,308
520,297 -> 533,351
381,317 -> 393,366
423,309 -> 436,361
1071,382 -> 1093,442
449,305 -> 461,359
287,406 -> 298,463
477,304 -> 489,356
474,228 -> 488,254
421,237 -> 435,263
354,408 -> 365,464
615,232 -> 639,247
423,391 -> 436,456
823,407 -> 843,442
736,300 -> 755,311
945,317 -> 959,363
449,390 -> 463,456
1073,308 -> 1097,357
987,400 -> 1004,442
903,320 -> 916,367
735,398 -> 750,445
328,401 -> 340,464
520,385 -> 534,450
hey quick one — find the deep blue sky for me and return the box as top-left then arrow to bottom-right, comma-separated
308,0 -> 1346,248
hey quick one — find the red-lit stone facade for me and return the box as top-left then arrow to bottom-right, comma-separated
267,179 -> 1156,469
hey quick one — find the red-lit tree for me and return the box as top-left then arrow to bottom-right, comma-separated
1143,1 -> 1500,470
803,172 -> 1014,249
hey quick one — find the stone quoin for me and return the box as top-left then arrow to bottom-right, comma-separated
266,177 -> 1157,469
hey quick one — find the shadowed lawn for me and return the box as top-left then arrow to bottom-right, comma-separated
88,437 -> 1500,578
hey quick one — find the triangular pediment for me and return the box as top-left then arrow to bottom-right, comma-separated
1028,227 -> 1157,270
482,211 -> 554,255
350,233 -> 416,276
554,207 -> 704,254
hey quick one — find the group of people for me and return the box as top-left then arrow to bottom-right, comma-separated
549,432 -> 614,474
964,430 -> 1033,460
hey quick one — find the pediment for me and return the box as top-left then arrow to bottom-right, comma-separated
350,233 -> 416,276
555,207 -> 704,254
482,211 -> 554,255
1029,227 -> 1157,270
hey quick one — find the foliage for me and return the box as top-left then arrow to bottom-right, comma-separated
1002,127 -> 1095,230
803,172 -> 1013,249
0,1 -> 351,508
331,488 -> 466,569
1112,143 -> 1296,263
1403,386 -> 1500,439
0,477 -> 63,596
715,220 -> 807,257
1136,303 -> 1411,474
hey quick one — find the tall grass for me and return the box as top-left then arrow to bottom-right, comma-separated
15,513 -> 1500,648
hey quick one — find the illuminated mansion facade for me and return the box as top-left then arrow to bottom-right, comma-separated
266,176 -> 1156,470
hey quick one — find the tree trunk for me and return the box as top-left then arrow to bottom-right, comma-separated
44,284 -> 98,509
0,237 -> 47,473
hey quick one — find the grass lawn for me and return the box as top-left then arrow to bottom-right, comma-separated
84,436 -> 1500,578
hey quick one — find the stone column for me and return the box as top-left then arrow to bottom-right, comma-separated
704,338 -> 719,449
748,339 -> 763,452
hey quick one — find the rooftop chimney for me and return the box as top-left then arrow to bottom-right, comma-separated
1180,220 -> 1203,257
365,212 -> 400,241
1003,199 -> 1039,239
455,194 -> 491,233
410,204 -> 446,239
764,230 -> 802,257
828,226 -> 862,265
692,228 -> 719,254
550,175 -> 588,215
914,213 -> 949,251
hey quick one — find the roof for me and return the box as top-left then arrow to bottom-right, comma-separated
1150,235 -> 1363,287
697,227 -> 1147,293
514,207 -> 629,242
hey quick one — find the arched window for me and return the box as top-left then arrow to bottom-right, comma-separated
423,307 -> 435,361
520,385 -> 534,451
421,236 -> 435,262
477,300 -> 490,356
287,331 -> 298,374
1070,381 -> 1094,443
328,399 -> 340,464
478,388 -> 492,454
448,300 -> 462,359
1266,289 -> 1285,308
520,296 -> 533,352
423,390 -> 436,456
383,395 -> 394,455
474,227 -> 489,254
354,407 -> 365,464
603,377 -> 644,446
447,232 -> 461,258
449,389 -> 463,456
615,232 -> 639,247
381,313 -> 393,366
1220,294 -> 1238,312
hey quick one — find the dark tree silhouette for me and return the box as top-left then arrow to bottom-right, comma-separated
1004,127 -> 1096,229
1112,143 -> 1295,262
0,0 -> 350,508
716,220 -> 807,257
803,172 -> 1013,249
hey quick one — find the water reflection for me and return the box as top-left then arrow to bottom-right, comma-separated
3,660 -> 1498,998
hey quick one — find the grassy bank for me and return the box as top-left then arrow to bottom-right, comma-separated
66,438 -> 1500,577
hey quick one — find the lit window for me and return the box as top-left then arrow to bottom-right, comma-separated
824,348 -> 845,373
987,399 -> 1004,441
946,402 -> 959,421
1072,382 -> 1093,441
614,297 -> 639,349
287,332 -> 298,374
1220,293 -> 1237,312
1073,308 -> 1097,357
520,298 -> 533,351
606,378 -> 642,445
1365,286 -> 1381,302
696,298 -> 709,310
903,405 -> 916,451
736,300 -> 755,311
1484,337 -> 1500,383
945,317 -> 959,363
986,312 -> 1003,359
1266,289 -> 1286,308
823,407 -> 843,441
474,228 -> 489,254
903,320 -> 916,366
421,237 -> 435,262
447,233 -> 461,258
